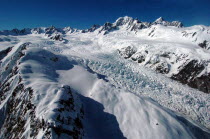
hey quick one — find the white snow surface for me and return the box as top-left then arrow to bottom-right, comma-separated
56,65 -> 206,139
0,20 -> 210,138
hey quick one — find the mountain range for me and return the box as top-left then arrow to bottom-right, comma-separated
0,16 -> 210,139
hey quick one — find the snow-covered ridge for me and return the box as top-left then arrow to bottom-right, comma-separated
118,43 -> 210,93
0,16 -> 183,36
0,16 -> 209,49
0,42 -> 210,138
154,17 -> 183,28
0,43 -> 84,138
0,16 -> 210,138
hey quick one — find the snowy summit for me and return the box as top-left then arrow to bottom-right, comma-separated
0,16 -> 210,139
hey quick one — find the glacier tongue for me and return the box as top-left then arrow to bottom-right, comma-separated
57,64 -> 210,139
0,17 -> 210,138
0,41 -> 209,138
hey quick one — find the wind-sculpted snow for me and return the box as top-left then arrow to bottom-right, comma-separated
0,44 -> 84,138
80,55 -> 210,129
0,16 -> 210,138
56,61 -> 209,139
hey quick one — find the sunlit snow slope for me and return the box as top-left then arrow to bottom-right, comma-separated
0,17 -> 210,139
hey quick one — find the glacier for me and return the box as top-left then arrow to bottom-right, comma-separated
0,16 -> 210,139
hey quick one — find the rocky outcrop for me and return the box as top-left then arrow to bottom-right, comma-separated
118,46 -> 210,93
44,26 -> 65,41
198,40 -> 210,50
0,43 -> 84,138
118,46 -> 137,59
0,47 -> 12,61
189,73 -> 210,93
131,50 -> 148,63
82,24 -> 101,33
114,16 -> 150,31
49,33 -> 63,41
153,17 -> 183,28
98,22 -> 117,35
0,28 -> 31,35
96,16 -> 184,35
63,27 -> 78,34
171,60 -> 210,93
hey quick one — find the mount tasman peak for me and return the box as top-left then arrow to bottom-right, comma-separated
0,16 -> 210,139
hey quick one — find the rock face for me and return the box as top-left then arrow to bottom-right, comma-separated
49,33 -> 63,41
63,27 -> 78,34
81,24 -> 101,33
171,60 -> 210,93
118,46 -> 210,93
0,47 -> 12,61
0,43 -> 84,138
153,17 -> 183,28
0,16 -> 209,94
44,26 -> 65,41
0,17 -> 210,138
96,16 -> 183,34
198,40 -> 210,50
118,46 -> 137,59
0,26 -> 66,41
0,28 -> 31,35
131,51 -> 148,63
98,22 -> 117,35
114,16 -> 150,31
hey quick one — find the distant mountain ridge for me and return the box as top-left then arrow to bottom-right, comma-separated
1,16 -> 210,93
0,16 -> 210,139
0,16 -> 184,35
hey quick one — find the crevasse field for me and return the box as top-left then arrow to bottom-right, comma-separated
0,17 -> 210,138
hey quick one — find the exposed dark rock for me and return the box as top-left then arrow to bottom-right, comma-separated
188,73 -> 210,93
171,60 -> 210,93
11,29 -> 20,34
118,46 -> 137,59
50,57 -> 59,62
0,43 -> 84,138
155,62 -> 170,74
131,51 -> 148,63
198,40 -> 209,50
153,17 -> 183,28
49,34 -> 63,41
160,52 -> 171,58
172,60 -> 205,83
148,28 -> 155,36
0,47 -> 12,61
45,26 -> 58,35
99,22 -> 117,35
88,24 -> 100,32
192,32 -> 197,37
119,46 -> 209,93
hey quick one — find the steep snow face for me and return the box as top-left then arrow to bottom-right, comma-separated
1,43 -> 209,139
116,24 -> 210,93
63,27 -> 79,34
136,24 -> 210,49
89,18 -> 210,93
57,65 -> 209,139
0,16 -> 210,138
0,44 -> 84,138
95,16 -> 183,34
113,16 -> 150,31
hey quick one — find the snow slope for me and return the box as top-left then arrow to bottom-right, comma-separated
0,16 -> 210,138
57,65 -> 209,139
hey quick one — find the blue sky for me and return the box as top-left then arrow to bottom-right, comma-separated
0,0 -> 209,30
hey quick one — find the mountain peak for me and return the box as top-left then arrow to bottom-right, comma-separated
114,16 -> 135,26
153,17 -> 183,27
155,17 -> 165,23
